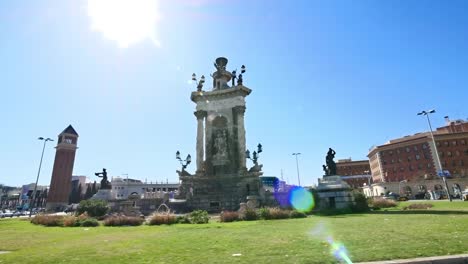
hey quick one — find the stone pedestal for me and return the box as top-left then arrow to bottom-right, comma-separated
316,176 -> 354,209
90,189 -> 112,201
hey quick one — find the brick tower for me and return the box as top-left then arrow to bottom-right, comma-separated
46,125 -> 79,211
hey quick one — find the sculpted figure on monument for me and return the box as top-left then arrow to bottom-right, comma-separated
213,130 -> 228,160
95,168 -> 111,189
325,148 -> 337,176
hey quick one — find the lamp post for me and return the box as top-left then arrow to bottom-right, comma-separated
417,109 -> 452,202
246,143 -> 263,166
292,153 -> 301,186
176,151 -> 192,171
191,73 -> 206,92
30,137 -> 53,217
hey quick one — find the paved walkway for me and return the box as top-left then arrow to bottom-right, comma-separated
358,254 -> 468,264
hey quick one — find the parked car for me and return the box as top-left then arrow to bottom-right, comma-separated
2,210 -> 14,218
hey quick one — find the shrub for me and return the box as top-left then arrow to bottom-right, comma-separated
370,198 -> 397,209
176,215 -> 191,224
351,192 -> 370,213
290,210 -> 307,218
242,208 -> 258,221
148,214 -> 177,225
220,211 -> 239,222
62,216 -> 79,227
404,203 -> 434,210
269,208 -> 290,219
258,207 -> 271,220
189,210 -> 209,224
80,218 -> 100,227
104,216 -> 144,226
76,200 -> 109,218
31,215 -> 64,227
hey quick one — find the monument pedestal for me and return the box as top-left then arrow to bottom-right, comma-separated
90,189 -> 112,201
316,176 -> 354,209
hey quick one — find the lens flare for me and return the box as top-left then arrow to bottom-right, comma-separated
310,223 -> 353,264
327,237 -> 353,264
289,186 -> 314,212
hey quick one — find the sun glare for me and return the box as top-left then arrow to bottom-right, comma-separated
87,0 -> 160,48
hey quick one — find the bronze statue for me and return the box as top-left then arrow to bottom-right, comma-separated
95,168 -> 111,190
325,148 -> 337,176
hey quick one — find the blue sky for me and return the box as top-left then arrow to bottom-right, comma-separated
1,0 -> 467,187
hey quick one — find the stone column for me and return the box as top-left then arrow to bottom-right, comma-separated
194,110 -> 207,173
234,106 -> 247,171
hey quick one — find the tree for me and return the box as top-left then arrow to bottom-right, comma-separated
76,200 -> 109,217
92,181 -> 97,195
85,184 -> 93,200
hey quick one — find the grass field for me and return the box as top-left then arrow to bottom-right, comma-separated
1,201 -> 468,264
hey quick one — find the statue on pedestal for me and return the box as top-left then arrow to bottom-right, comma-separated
324,148 -> 337,176
95,168 -> 111,189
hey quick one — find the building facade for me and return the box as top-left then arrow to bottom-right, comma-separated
335,159 -> 371,188
368,119 -> 468,183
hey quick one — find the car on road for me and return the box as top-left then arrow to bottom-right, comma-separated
1,210 -> 14,218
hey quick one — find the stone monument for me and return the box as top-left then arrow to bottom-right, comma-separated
177,57 -> 262,212
91,168 -> 113,201
316,148 -> 355,209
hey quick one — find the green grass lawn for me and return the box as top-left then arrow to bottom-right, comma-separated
1,203 -> 468,264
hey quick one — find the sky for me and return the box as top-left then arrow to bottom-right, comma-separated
1,0 -> 467,187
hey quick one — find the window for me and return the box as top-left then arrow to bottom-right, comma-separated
65,138 -> 72,144
406,147 -> 410,153
391,159 -> 395,164
437,142 -> 441,147
455,151 -> 460,156
398,158 -> 402,163
439,152 -> 444,158
447,151 -> 452,157
414,146 -> 418,151
444,141 -> 449,147
407,156 -> 412,162
409,165 -> 414,171
418,164 -> 423,170
422,143 -> 427,149
424,153 -> 430,159
427,163 -> 432,168
452,160 -> 456,167
461,139 -> 466,145
415,154 -> 420,160
452,141 -> 457,146
461,160 -> 465,166
389,150 -> 393,155
397,149 -> 401,154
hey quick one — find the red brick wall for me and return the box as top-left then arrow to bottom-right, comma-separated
47,147 -> 76,204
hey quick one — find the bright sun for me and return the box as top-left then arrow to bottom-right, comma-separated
87,0 -> 160,48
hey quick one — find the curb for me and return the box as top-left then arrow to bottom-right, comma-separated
357,254 -> 468,264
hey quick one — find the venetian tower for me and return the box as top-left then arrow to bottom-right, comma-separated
46,125 -> 78,211
178,57 -> 263,212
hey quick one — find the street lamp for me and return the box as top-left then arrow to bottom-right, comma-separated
192,73 -> 206,92
246,143 -> 262,166
176,151 -> 192,170
30,137 -> 53,217
417,109 -> 452,202
292,153 -> 301,186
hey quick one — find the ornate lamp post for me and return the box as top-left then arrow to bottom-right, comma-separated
292,153 -> 302,186
231,65 -> 246,86
246,143 -> 262,166
176,151 -> 192,171
30,137 -> 53,217
192,73 -> 206,92
417,109 -> 452,202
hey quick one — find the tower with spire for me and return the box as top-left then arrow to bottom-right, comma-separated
46,125 -> 79,211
